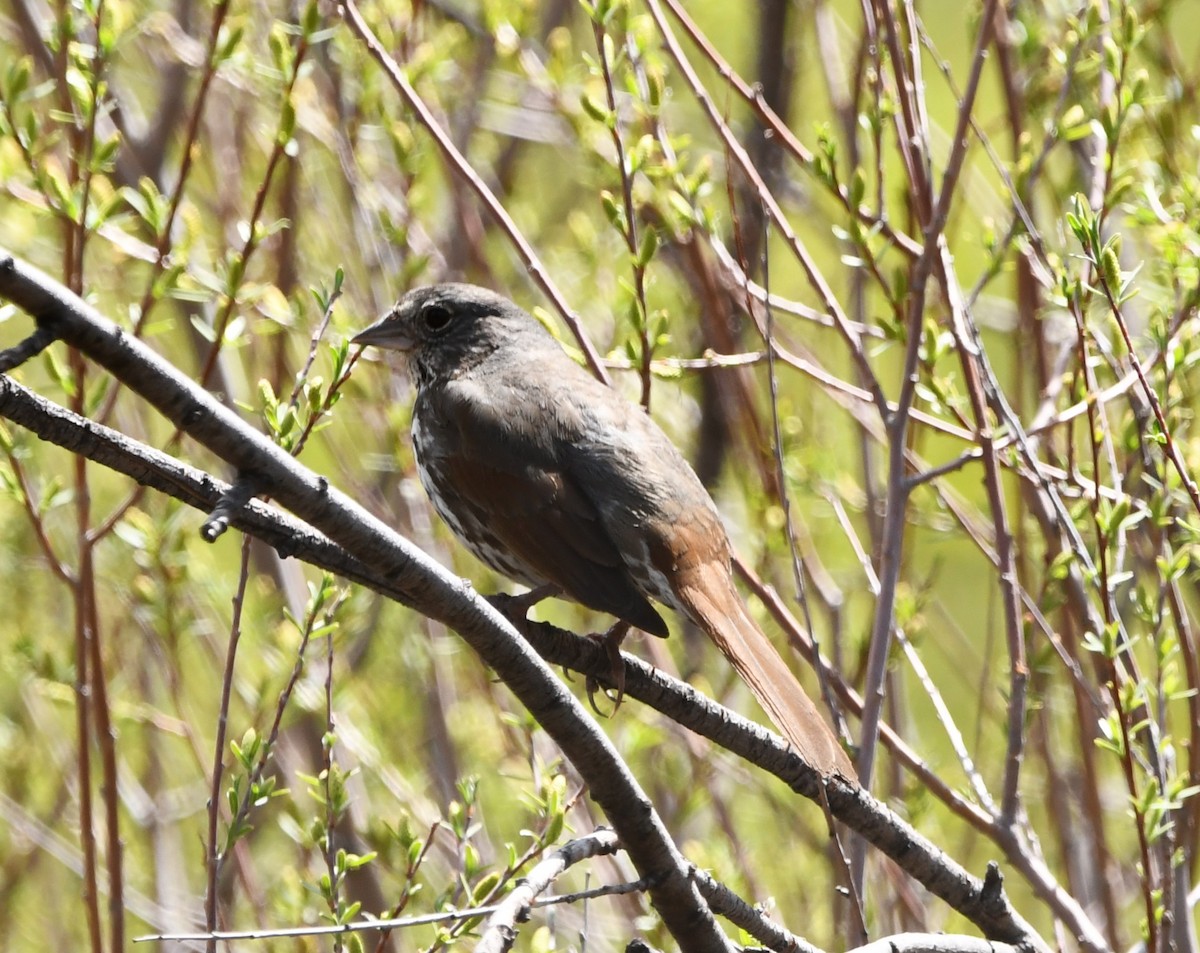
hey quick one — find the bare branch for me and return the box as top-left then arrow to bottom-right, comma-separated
0,246 -> 734,953
0,365 -> 1052,953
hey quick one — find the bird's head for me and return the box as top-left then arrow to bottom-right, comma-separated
353,283 -> 540,386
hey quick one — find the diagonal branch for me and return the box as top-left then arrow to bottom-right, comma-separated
0,246 -> 734,953
0,353 -> 1057,953
475,830 -> 620,953
337,0 -> 611,387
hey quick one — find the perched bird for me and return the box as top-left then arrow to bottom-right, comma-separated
354,283 -> 851,778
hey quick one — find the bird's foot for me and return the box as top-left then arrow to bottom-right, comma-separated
487,584 -> 560,629
585,621 -> 631,716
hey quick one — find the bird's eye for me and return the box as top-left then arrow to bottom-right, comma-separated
421,304 -> 453,333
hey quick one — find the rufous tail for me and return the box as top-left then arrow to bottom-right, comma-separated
679,575 -> 854,779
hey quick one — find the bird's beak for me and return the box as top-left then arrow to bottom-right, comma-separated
351,313 -> 415,352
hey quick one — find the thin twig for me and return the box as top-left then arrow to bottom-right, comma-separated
204,535 -> 253,950
476,830 -> 621,953
140,878 -> 650,944
658,0 -> 921,258
338,0 -> 610,385
643,0 -> 889,420
591,15 -> 653,409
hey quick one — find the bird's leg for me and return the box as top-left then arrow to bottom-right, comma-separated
487,584 -> 560,630
586,621 -> 632,715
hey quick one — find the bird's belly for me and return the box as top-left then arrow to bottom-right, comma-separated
412,419 -> 545,587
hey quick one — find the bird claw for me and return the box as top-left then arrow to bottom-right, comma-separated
584,676 -> 614,716
584,622 -> 630,715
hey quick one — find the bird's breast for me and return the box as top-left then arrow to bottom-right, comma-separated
410,404 -> 545,586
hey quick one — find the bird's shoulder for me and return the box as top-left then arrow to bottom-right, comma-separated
415,349 -> 596,465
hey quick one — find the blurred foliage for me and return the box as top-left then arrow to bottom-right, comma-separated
2,0 -> 1200,950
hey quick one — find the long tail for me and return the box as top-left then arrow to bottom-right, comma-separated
678,573 -> 854,779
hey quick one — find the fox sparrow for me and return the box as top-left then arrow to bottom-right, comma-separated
354,283 -> 851,778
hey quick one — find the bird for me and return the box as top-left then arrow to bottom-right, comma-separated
353,283 -> 852,778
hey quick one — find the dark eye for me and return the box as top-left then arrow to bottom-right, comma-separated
421,303 -> 453,333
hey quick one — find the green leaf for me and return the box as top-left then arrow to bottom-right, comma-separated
635,227 -> 658,267
580,92 -> 610,125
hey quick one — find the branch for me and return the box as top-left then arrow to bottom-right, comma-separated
642,0 -> 889,420
693,869 -> 823,953
0,368 -> 1052,953
0,247 -> 734,953
337,0 -> 611,386
848,934 -> 1020,953
137,876 -> 649,944
475,830 -> 620,953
